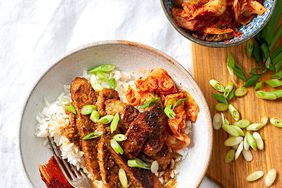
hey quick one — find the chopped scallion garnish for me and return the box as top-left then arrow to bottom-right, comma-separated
90,110 -> 100,123
64,103 -> 76,114
127,158 -> 151,170
172,98 -> 187,109
110,139 -> 124,155
81,105 -> 96,115
113,134 -> 127,142
88,64 -> 115,73
110,113 -> 120,133
164,104 -> 175,119
83,130 -> 103,140
140,97 -> 160,109
97,115 -> 114,124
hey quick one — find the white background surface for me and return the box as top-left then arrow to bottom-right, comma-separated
0,0 -> 218,187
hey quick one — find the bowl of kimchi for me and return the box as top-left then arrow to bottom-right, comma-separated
161,0 -> 276,47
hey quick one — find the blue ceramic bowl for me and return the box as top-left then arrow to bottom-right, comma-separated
161,0 -> 277,47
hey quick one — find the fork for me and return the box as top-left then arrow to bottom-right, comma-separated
47,136 -> 93,188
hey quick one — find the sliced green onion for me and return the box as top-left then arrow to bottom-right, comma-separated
110,113 -> 120,133
113,134 -> 127,142
81,105 -> 96,115
173,98 -> 187,109
215,103 -> 228,112
65,103 -> 76,114
227,53 -> 247,81
88,64 -> 115,73
90,110 -> 100,123
254,82 -> 264,90
261,116 -> 269,125
164,104 -> 176,119
231,126 -> 244,136
235,87 -> 248,97
118,168 -> 128,188
252,41 -> 262,64
225,149 -> 235,163
260,43 -> 269,61
270,117 -> 282,128
228,90 -> 235,100
224,137 -> 243,146
127,158 -> 151,170
224,83 -> 234,98
234,119 -> 250,128
265,56 -> 273,70
270,27 -> 282,51
246,40 -> 253,57
90,75 -> 104,91
244,74 -> 261,87
265,79 -> 282,88
95,71 -> 110,79
97,115 -> 114,124
209,79 -> 225,92
272,70 -> 282,79
246,131 -> 257,151
108,78 -> 117,89
222,123 -> 239,137
228,104 -> 240,121
246,171 -> 264,182
256,91 -> 278,100
212,94 -> 228,105
110,139 -> 124,155
83,130 -> 103,140
140,97 -> 160,109
246,123 -> 265,131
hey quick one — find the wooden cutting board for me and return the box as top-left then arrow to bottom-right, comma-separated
192,43 -> 282,188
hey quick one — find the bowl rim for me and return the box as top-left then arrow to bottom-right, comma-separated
160,0 -> 277,48
18,40 -> 213,187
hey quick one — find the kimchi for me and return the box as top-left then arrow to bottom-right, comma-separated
172,0 -> 266,41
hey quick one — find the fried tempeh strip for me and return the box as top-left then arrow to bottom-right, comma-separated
62,112 -> 80,148
70,77 -> 101,181
106,143 -> 163,188
97,133 -> 120,188
96,89 -> 119,116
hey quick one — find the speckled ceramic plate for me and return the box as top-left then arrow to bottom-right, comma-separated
161,0 -> 277,47
19,41 -> 213,188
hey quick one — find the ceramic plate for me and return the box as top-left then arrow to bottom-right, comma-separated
19,41 -> 213,188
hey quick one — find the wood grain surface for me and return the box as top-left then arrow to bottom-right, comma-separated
192,43 -> 282,188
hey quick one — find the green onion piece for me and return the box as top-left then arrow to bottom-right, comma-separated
272,70 -> 282,79
255,82 -> 264,90
260,43 -> 269,61
231,126 -> 244,136
113,134 -> 127,142
246,40 -> 253,58
108,78 -> 117,89
118,168 -> 128,188
215,103 -> 228,112
265,79 -> 282,88
97,115 -> 114,124
270,118 -> 282,128
228,90 -> 235,100
222,123 -> 239,137
273,52 -> 282,71
261,116 -> 269,125
234,119 -> 250,128
110,113 -> 120,133
265,57 -> 273,70
90,110 -> 100,123
212,94 -> 228,105
227,53 -> 247,81
246,131 -> 257,151
81,105 -> 96,115
252,41 -> 262,64
88,64 -> 115,73
224,83 -> 234,98
228,104 -> 240,121
65,103 -> 76,114
246,123 -> 265,131
270,27 -> 282,51
250,66 -> 267,76
256,91 -> 278,100
244,74 -> 261,87
225,149 -> 235,163
173,98 -> 187,109
164,104 -> 176,119
209,79 -> 225,92
83,130 -> 103,140
235,87 -> 248,97
110,139 -> 124,155
140,97 -> 160,109
95,71 -> 110,79
127,158 -> 151,170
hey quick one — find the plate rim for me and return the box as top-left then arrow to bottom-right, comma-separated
19,40 -> 213,188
